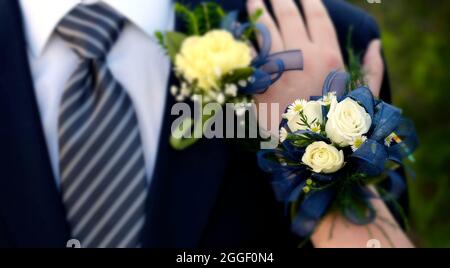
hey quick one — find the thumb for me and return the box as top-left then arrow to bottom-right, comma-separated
363,39 -> 384,97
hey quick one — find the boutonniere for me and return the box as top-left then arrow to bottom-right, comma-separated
258,69 -> 418,244
156,2 -> 303,150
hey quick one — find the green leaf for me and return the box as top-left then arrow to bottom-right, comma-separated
175,2 -> 199,35
169,111 -> 216,150
242,8 -> 264,40
165,31 -> 187,61
169,117 -> 199,150
194,2 -> 226,34
285,134 -> 311,147
250,8 -> 263,23
170,135 -> 200,150
286,131 -> 327,147
221,67 -> 253,85
154,31 -> 166,50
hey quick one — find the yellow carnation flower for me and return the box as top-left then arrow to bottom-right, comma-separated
175,30 -> 252,92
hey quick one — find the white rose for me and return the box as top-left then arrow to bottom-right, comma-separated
302,141 -> 344,174
325,97 -> 372,146
286,101 -> 323,132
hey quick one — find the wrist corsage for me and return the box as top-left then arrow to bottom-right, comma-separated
257,70 -> 418,241
156,2 -> 303,150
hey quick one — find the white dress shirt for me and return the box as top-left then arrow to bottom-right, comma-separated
19,0 -> 174,187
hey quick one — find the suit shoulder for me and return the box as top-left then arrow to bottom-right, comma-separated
324,0 -> 380,51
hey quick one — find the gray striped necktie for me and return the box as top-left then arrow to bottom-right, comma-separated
57,3 -> 148,248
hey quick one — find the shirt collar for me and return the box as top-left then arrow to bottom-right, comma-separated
19,0 -> 173,57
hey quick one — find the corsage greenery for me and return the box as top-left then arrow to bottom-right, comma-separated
156,2 -> 303,150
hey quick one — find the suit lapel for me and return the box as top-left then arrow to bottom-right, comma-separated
0,0 -> 70,247
142,82 -> 229,247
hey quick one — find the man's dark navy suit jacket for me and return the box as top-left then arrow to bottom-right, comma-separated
0,0 -> 394,247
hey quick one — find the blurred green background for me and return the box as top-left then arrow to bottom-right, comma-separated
347,0 -> 450,247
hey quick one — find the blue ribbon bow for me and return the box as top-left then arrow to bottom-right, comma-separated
222,11 -> 304,94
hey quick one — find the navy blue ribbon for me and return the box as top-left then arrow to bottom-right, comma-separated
291,188 -> 336,237
257,70 -> 418,237
221,12 -> 303,94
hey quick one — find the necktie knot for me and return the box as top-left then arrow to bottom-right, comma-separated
56,3 -> 125,59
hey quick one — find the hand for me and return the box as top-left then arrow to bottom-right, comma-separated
246,0 -> 384,120
248,0 -> 410,248
363,39 -> 384,97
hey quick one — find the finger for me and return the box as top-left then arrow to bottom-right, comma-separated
301,0 -> 339,49
270,0 -> 309,49
363,40 -> 384,97
250,46 -> 258,58
247,0 -> 284,53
